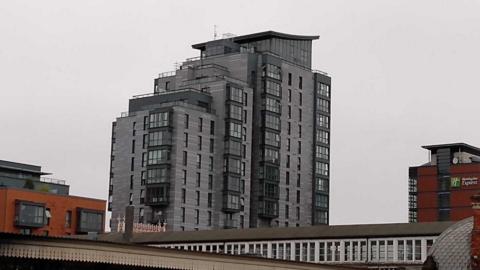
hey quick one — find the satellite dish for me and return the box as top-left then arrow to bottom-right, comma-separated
453,157 -> 459,164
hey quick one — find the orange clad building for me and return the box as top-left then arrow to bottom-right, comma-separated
0,160 -> 105,236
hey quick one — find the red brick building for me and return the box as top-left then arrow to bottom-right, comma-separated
409,143 -> 480,222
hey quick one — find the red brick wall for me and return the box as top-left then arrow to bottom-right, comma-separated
416,163 -> 480,222
0,187 -> 106,236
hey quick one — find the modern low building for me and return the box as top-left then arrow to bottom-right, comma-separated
408,143 -> 480,222
99,220 -> 453,269
109,30 -> 332,232
0,160 -> 106,236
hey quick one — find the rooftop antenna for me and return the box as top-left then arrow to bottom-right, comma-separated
214,25 -> 218,40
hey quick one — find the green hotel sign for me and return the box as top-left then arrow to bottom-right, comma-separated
451,177 -> 461,188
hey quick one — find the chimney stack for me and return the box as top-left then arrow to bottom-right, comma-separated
123,205 -> 135,242
471,194 -> 480,269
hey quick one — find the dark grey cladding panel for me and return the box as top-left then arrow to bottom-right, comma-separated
436,148 -> 451,175
262,54 -> 283,66
128,90 -> 213,113
409,167 -> 418,179
314,73 -> 331,85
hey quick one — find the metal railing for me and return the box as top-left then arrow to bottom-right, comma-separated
131,87 -> 210,100
157,70 -> 176,78
40,177 -> 66,185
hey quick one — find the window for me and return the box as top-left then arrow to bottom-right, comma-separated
130,157 -> 135,171
298,125 -> 302,138
225,140 -> 242,156
129,193 -> 133,205
317,115 -> 329,128
181,207 -> 185,223
316,130 -> 329,144
243,110 -> 247,123
147,149 -> 170,165
317,83 -> 330,97
286,155 -> 290,168
286,188 -> 290,201
264,114 -> 280,130
285,205 -> 289,219
287,122 -> 291,135
316,162 -> 329,176
228,122 -> 242,138
225,194 -> 240,209
143,134 -> 148,148
196,173 -> 201,187
196,154 -> 202,169
182,170 -> 187,185
316,194 -> 328,208
286,171 -> 290,185
265,131 -> 280,147
141,171 -> 146,185
287,138 -> 291,151
316,146 -> 329,159
299,109 -> 302,122
317,98 -> 330,113
199,117 -> 203,132
299,76 -> 303,89
181,188 -> 186,203
196,191 -> 200,206
263,148 -> 279,164
209,156 -> 213,171
140,189 -> 145,204
142,153 -> 147,167
242,144 -> 246,158
265,80 -> 281,97
143,116 -> 148,130
65,211 -> 72,228
139,208 -> 144,223
261,165 -> 279,182
184,114 -> 189,128
296,190 -> 301,203
225,158 -> 241,174
226,176 -> 241,192
78,210 -> 103,233
242,127 -> 247,141
265,64 -> 281,80
198,136 -> 202,151
288,105 -> 291,118
182,151 -> 187,166
149,112 -> 169,128
288,89 -> 292,102
298,141 -> 301,154
241,162 -> 246,176
228,104 -> 243,120
210,120 -> 215,135
243,92 -> 248,106
315,210 -> 328,224
229,86 -> 243,103
130,175 -> 134,189
208,211 -> 212,226
131,140 -> 135,153
208,175 -> 213,190
208,193 -> 213,208
316,177 -> 328,192
265,98 -> 281,113
288,73 -> 292,86
299,93 -> 303,106
296,207 -> 300,220
438,193 -> 450,208
184,133 -> 188,147
297,174 -> 301,187
149,131 -> 171,146
209,139 -> 214,153
146,168 -> 169,184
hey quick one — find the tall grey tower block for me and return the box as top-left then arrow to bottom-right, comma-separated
109,31 -> 331,232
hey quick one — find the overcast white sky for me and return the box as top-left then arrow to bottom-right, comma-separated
1,0 -> 479,225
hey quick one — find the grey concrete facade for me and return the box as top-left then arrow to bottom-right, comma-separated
109,31 -> 331,231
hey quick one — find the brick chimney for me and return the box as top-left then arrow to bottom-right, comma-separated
471,194 -> 480,270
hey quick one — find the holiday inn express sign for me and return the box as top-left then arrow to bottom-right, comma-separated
451,177 -> 479,188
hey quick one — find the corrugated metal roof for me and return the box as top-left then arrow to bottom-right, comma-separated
99,221 -> 454,244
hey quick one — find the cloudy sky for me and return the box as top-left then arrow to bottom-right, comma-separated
1,0 -> 479,225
